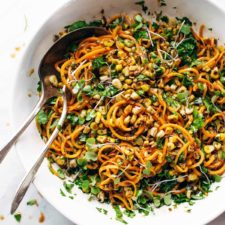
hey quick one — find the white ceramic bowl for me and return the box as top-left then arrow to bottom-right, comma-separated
11,0 -> 225,224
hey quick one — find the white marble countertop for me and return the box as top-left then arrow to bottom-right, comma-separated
0,0 -> 225,224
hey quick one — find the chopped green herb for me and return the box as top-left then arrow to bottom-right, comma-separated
27,199 -> 37,206
182,74 -> 193,87
77,158 -> 87,168
57,169 -> 66,179
57,124 -> 62,131
203,97 -> 214,113
60,188 -> 66,197
214,175 -> 222,182
161,16 -> 169,23
124,209 -> 136,218
50,119 -> 59,129
190,108 -> 204,132
134,30 -> 148,40
180,24 -> 191,35
96,207 -> 108,215
89,20 -> 103,26
143,161 -> 152,175
36,110 -> 48,125
66,21 -> 87,32
92,56 -> 107,70
63,181 -> 74,193
190,59 -> 203,67
37,81 -> 42,92
109,17 -> 123,28
113,205 -> 128,224
65,19 -> 103,32
67,114 -> 79,126
14,213 -> 22,222
176,17 -> 192,26
165,96 -> 180,108
177,37 -> 197,65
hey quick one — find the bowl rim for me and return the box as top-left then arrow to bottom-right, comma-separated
9,0 -> 225,224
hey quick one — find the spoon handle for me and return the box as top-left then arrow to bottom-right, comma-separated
10,86 -> 67,214
0,94 -> 45,164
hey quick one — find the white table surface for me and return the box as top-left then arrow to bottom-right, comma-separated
0,0 -> 225,224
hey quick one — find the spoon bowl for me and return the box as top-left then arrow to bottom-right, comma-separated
0,26 -> 109,163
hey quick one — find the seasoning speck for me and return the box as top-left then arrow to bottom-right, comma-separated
28,68 -> 35,77
38,212 -> 45,223
0,215 -> 4,221
15,47 -> 21,52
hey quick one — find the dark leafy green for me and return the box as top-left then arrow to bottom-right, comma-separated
177,38 -> 197,65
92,56 -> 107,70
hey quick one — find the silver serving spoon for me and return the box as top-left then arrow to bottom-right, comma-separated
5,27 -> 108,214
0,26 -> 108,164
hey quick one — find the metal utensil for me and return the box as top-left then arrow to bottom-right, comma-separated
0,27 -> 108,164
10,85 -> 67,214
9,26 -> 109,214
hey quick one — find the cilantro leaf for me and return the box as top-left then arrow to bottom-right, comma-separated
180,24 -> 191,35
190,108 -> 204,132
57,168 -> 66,179
133,30 -> 149,40
203,97 -> 214,113
14,213 -> 22,223
108,17 -> 123,28
66,20 -> 103,32
67,114 -> 79,126
66,21 -> 87,32
143,161 -> 152,175
27,199 -> 37,206
177,37 -> 197,65
182,74 -> 193,87
36,110 -> 48,125
92,56 -> 107,70
63,181 -> 74,193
